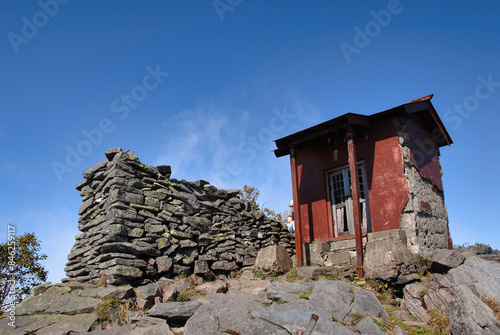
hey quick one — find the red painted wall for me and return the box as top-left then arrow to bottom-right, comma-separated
406,115 -> 444,190
294,117 -> 409,243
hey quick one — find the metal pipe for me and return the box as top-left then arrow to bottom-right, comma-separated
303,314 -> 319,335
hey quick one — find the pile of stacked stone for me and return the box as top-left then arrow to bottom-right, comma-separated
63,148 -> 295,285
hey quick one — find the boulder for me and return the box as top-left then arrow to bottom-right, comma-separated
353,317 -> 387,335
255,245 -> 293,274
184,291 -> 272,335
16,292 -> 101,316
445,255 -> 500,303
403,283 -> 430,322
147,301 -> 202,324
447,284 -> 500,335
364,233 -> 418,281
296,265 -> 344,280
429,249 -> 466,273
134,283 -> 162,309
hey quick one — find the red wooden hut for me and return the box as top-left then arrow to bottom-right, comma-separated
274,95 -> 453,272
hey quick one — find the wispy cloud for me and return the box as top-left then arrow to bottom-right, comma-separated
154,95 -> 323,212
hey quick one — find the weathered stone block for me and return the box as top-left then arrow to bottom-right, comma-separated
255,245 -> 293,274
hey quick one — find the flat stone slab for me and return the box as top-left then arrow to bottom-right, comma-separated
0,313 -> 98,335
296,266 -> 345,280
146,301 -> 201,323
16,293 -> 102,315
81,285 -> 134,299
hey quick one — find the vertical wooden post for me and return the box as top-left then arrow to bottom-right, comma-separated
347,127 -> 364,277
290,148 -> 304,267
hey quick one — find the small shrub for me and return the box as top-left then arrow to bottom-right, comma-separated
94,297 -> 123,323
254,271 -> 265,279
176,292 -> 189,302
275,299 -> 287,304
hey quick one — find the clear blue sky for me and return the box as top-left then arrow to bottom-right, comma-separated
1,1 -> 499,283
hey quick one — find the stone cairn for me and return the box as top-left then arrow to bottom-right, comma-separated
63,148 -> 295,285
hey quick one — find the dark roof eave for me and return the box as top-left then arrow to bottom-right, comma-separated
274,95 -> 453,158
274,113 -> 369,157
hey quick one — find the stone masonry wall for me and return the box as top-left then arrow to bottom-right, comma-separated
63,148 -> 295,285
394,117 -> 449,254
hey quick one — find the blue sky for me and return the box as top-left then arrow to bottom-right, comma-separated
1,1 -> 499,283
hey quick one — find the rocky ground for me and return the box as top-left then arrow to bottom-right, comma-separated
1,246 -> 500,335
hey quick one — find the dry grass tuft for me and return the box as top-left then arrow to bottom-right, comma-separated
482,296 -> 500,321
427,309 -> 450,334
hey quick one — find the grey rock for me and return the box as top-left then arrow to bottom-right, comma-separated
255,245 -> 293,274
102,265 -> 143,279
296,265 -> 344,280
307,279 -> 389,323
184,291 -> 271,335
16,293 -> 101,315
35,313 -> 99,335
394,273 -> 420,285
403,283 -> 429,321
364,234 -> 418,281
105,147 -> 123,160
194,260 -> 210,274
146,301 -> 201,323
134,283 -> 162,309
83,158 -> 108,179
447,284 -> 500,335
81,285 -> 134,299
354,317 -> 387,335
156,256 -> 173,273
430,249 -> 466,273
446,255 -> 500,303
100,242 -> 159,257
252,307 -> 358,335
211,261 -> 238,271
157,165 -> 171,177
98,258 -> 147,269
266,280 -> 317,303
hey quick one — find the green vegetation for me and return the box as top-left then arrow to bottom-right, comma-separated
254,271 -> 265,279
0,232 -> 48,315
298,286 -> 314,300
176,292 -> 189,302
285,267 -> 304,283
453,241 -> 492,251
